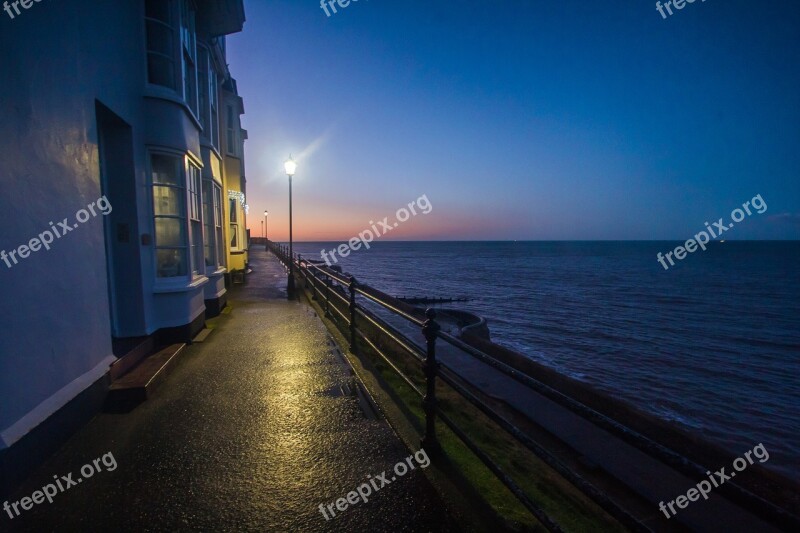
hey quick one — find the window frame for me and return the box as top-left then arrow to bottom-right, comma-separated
150,151 -> 189,280
198,44 -> 220,150
214,185 -> 225,267
226,104 -> 238,157
187,161 -> 204,276
144,0 -> 200,120
145,0 -> 178,91
202,179 -> 226,272
180,0 -> 199,117
229,196 -> 240,251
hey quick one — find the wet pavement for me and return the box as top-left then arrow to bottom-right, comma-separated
4,249 -> 455,532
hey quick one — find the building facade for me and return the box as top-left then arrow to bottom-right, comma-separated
222,75 -> 249,280
0,0 -> 247,493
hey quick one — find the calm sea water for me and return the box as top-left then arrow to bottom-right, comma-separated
290,241 -> 800,477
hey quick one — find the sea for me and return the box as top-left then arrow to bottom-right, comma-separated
290,240 -> 800,478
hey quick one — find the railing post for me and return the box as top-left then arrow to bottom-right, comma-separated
324,275 -> 332,318
298,254 -> 306,288
310,265 -> 318,300
422,308 -> 441,454
348,276 -> 357,352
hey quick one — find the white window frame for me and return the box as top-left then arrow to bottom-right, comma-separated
198,44 -> 220,150
229,196 -> 240,251
180,0 -> 199,117
187,161 -> 204,276
202,180 -> 225,272
150,151 -> 189,279
144,0 -> 199,120
145,0 -> 177,90
226,104 -> 238,157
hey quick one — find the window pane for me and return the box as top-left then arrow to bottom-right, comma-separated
153,185 -> 181,216
183,52 -> 197,113
229,199 -> 237,222
146,21 -> 173,56
145,0 -> 171,23
198,48 -> 208,132
148,54 -> 175,89
230,223 -> 238,248
216,228 -> 224,265
226,105 -> 235,152
152,155 -> 181,185
155,217 -> 185,247
157,249 -> 187,278
203,181 -> 214,267
191,220 -> 203,274
214,186 -> 222,227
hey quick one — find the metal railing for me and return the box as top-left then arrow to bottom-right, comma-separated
267,242 -> 798,533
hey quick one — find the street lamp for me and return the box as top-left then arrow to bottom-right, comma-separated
264,210 -> 268,251
260,220 -> 264,238
284,156 -> 297,296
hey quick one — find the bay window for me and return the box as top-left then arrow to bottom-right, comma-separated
151,152 -> 208,279
144,0 -> 199,117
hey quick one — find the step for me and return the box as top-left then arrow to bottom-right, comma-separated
109,337 -> 155,381
192,328 -> 213,343
107,344 -> 185,407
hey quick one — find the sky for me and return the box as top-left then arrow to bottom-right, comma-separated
227,0 -> 800,242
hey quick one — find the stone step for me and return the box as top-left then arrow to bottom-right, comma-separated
106,344 -> 186,408
109,337 -> 155,381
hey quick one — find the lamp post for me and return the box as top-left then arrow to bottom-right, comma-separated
284,156 -> 297,296
264,210 -> 268,251
260,220 -> 264,238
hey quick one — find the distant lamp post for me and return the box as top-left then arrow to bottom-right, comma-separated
264,210 -> 269,251
284,156 -> 297,296
260,220 -> 264,238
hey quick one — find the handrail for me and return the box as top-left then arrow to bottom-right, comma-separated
267,241 -> 799,532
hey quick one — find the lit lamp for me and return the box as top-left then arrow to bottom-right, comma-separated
264,210 -> 268,251
284,156 -> 297,296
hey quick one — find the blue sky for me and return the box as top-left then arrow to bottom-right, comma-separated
227,0 -> 800,241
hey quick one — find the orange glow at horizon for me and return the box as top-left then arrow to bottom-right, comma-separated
247,199 -> 515,242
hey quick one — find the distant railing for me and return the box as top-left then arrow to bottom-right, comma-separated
266,241 -> 797,532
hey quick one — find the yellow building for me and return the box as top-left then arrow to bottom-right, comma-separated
221,75 -> 249,283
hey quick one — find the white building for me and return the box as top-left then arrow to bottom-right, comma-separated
0,0 -> 247,494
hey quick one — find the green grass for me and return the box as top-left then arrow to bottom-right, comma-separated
308,287 -> 625,532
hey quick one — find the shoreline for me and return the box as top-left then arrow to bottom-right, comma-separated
440,307 -> 800,515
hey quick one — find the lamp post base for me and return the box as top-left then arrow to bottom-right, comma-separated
287,273 -> 296,298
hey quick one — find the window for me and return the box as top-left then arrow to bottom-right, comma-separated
214,186 -> 225,266
229,198 -> 239,249
198,46 -> 208,133
145,0 -> 176,89
180,0 -> 198,116
202,181 -> 224,269
202,180 -> 213,267
152,154 -> 187,277
187,163 -> 203,274
144,0 -> 198,115
210,69 -> 219,147
198,45 -> 219,149
226,104 -> 237,156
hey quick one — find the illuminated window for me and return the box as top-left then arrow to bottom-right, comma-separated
151,154 -> 187,278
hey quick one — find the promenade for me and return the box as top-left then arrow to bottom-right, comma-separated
4,251 -> 455,532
